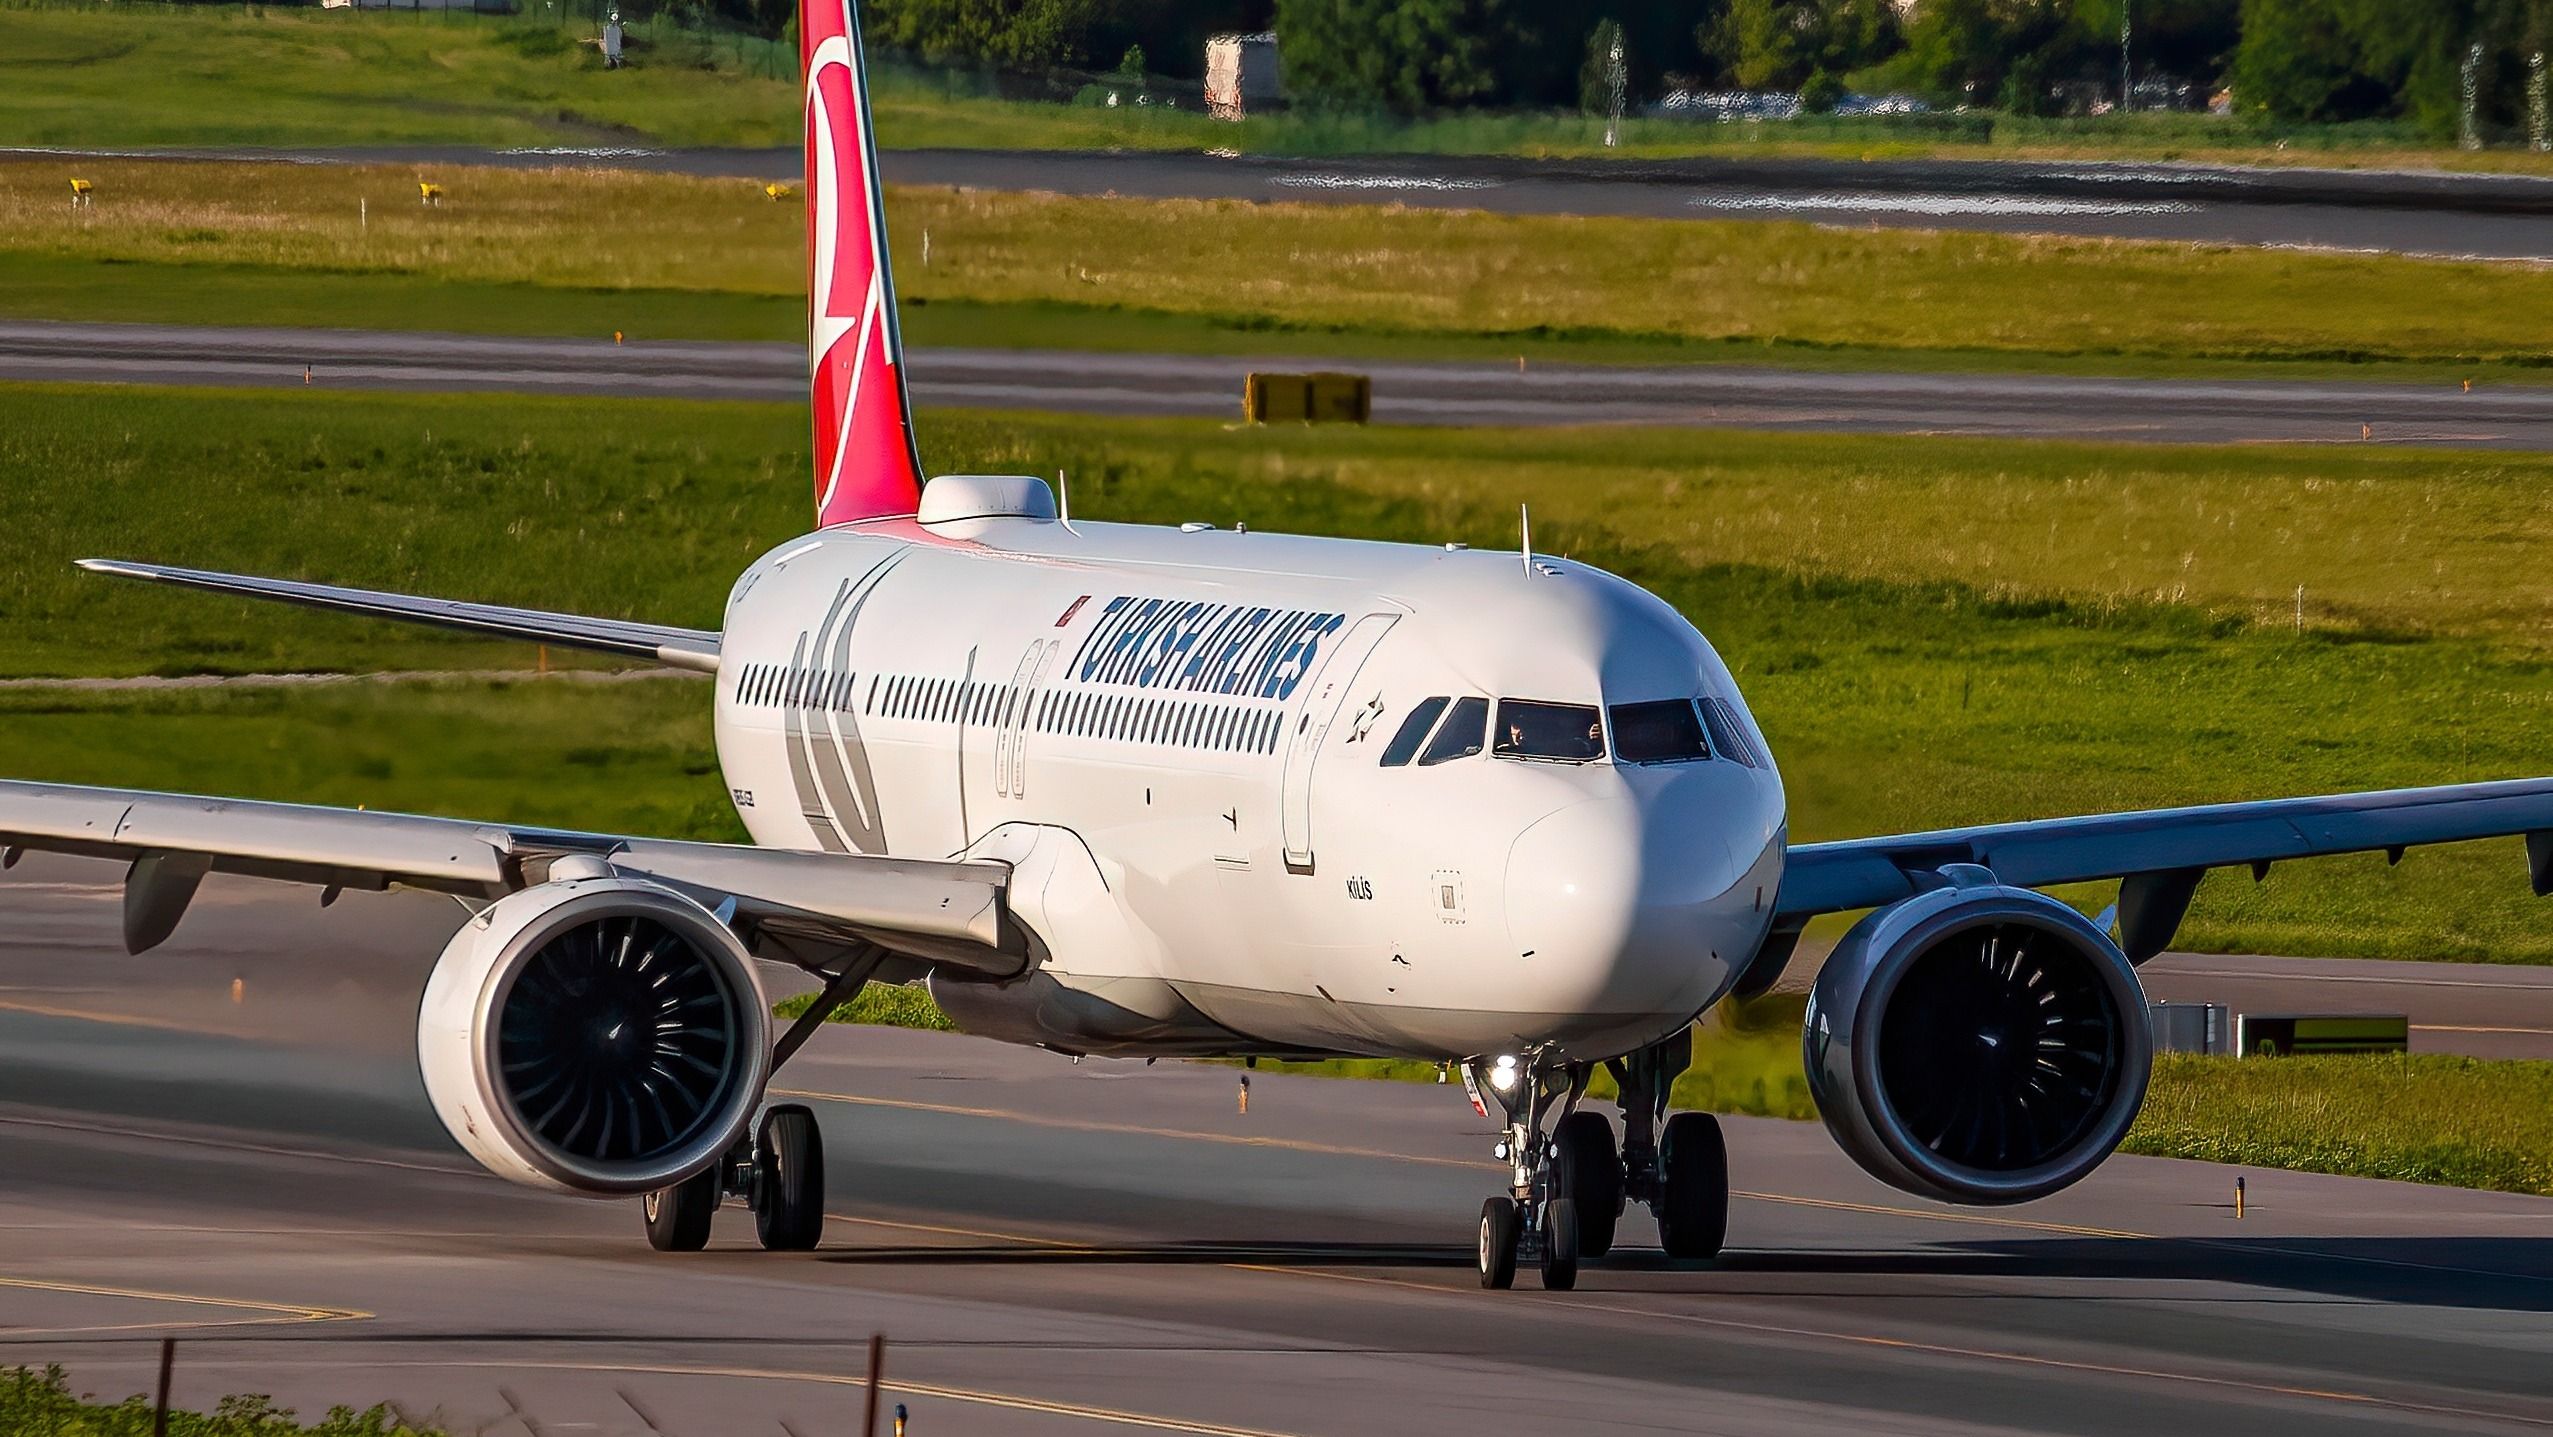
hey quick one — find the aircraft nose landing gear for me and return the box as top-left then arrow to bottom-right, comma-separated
1465,1055 -> 1590,1291
1464,1030 -> 1730,1289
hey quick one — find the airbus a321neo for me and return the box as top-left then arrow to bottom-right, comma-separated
13,0 -> 2553,1291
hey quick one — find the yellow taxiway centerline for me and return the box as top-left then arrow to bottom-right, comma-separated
0,1274 -> 369,1338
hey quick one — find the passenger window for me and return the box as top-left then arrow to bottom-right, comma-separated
1417,697 -> 1490,766
1380,697 -> 1451,767
1611,699 -> 1709,764
1494,699 -> 1604,763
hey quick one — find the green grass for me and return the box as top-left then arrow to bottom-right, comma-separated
2124,1053 -> 2553,1195
0,1364 -> 433,1437
5,160 -> 2549,380
10,4 -> 2553,178
0,680 -> 744,841
17,383 -> 2553,964
0,384 -> 797,677
0,252 -> 803,343
0,5 -> 798,149
775,983 -> 954,1031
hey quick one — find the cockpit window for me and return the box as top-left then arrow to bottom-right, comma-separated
1417,696 -> 1490,766
1494,699 -> 1604,763
1698,696 -> 1761,769
1380,696 -> 1450,767
1611,699 -> 1710,764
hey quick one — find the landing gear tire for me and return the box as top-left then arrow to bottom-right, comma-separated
1538,1197 -> 1580,1292
642,1165 -> 719,1252
1478,1196 -> 1521,1290
1656,1110 -> 1728,1262
1551,1111 -> 1621,1259
752,1104 -> 826,1252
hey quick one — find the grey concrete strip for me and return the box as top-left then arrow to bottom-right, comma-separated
5,319 -> 2548,448
10,144 -> 2553,259
2144,951 -> 2553,1060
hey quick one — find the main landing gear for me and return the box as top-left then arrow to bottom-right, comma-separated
643,1102 -> 827,1252
643,958 -> 871,1253
1466,1030 -> 1729,1291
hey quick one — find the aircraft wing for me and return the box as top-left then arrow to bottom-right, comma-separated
78,559 -> 722,674
0,779 -> 1022,976
1773,775 -> 2553,964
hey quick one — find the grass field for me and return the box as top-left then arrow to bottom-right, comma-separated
16,383 -> 2553,667
4,160 -> 2549,380
0,680 -> 741,841
15,383 -> 2553,963
7,4 -> 2553,178
2125,1052 -> 2553,1194
0,5 -> 798,149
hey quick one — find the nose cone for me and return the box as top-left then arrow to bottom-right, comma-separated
1503,796 -> 1742,1024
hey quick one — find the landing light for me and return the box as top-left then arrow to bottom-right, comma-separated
1488,1055 -> 1519,1093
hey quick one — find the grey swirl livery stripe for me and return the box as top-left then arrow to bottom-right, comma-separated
782,551 -> 902,854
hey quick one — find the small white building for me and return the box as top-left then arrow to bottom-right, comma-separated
1205,32 -> 1280,120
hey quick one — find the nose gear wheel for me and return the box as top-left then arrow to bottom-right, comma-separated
1478,1196 -> 1521,1289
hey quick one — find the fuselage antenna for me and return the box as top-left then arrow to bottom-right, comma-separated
1058,469 -> 1076,532
1520,503 -> 1533,576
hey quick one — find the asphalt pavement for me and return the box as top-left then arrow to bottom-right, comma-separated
3,319 -> 2540,448
2,855 -> 2550,1436
11,144 -> 2552,260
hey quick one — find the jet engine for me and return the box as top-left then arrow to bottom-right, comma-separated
1803,876 -> 2149,1205
417,874 -> 769,1196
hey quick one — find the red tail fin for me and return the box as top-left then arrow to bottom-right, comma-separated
804,0 -> 925,525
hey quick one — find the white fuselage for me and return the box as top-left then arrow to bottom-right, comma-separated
712,486 -> 1787,1065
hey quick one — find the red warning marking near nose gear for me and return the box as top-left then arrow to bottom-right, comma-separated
1055,595 -> 1090,627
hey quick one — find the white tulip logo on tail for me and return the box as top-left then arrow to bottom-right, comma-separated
804,0 -> 924,526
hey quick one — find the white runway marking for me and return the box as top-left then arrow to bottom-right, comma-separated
1268,173 -> 1500,192
1690,191 -> 2201,218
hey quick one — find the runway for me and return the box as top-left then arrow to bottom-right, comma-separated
11,144 -> 2552,261
4,319 -> 2544,449
2,856 -> 2550,1436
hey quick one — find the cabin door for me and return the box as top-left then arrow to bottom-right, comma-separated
1279,613 -> 1397,872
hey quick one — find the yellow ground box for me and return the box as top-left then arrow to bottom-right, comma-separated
2235,1013 -> 2410,1057
1244,371 -> 1371,424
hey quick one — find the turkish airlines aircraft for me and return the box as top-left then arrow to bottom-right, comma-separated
13,1 -> 2553,1293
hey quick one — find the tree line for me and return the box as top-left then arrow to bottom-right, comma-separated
690,0 -> 2553,137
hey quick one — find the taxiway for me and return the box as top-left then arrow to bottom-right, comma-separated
1,856 -> 2548,1436
1,320 -> 2539,449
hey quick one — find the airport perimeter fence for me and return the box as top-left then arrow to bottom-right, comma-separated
5,1333 -> 916,1437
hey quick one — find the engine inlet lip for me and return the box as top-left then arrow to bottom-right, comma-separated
471,884 -> 767,1195
1852,892 -> 2150,1205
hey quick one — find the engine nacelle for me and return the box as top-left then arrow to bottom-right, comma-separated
418,876 -> 769,1196
1804,878 -> 2149,1205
